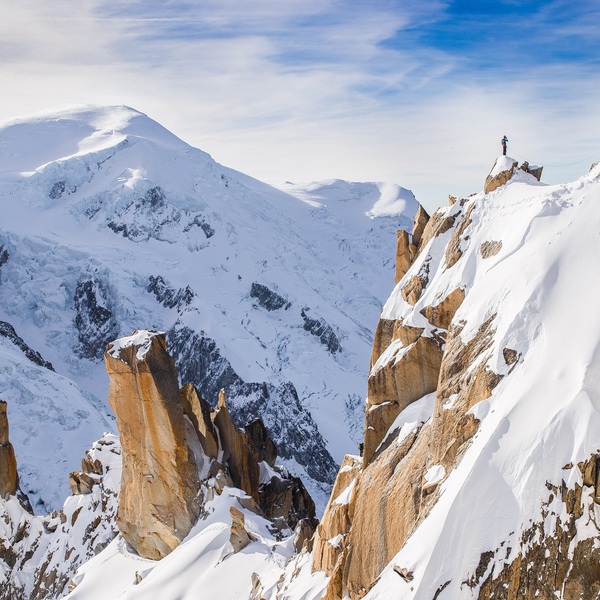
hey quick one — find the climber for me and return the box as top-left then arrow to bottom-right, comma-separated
358,442 -> 364,457
501,135 -> 508,156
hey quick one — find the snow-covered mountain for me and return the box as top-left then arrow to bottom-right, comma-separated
0,105 -> 418,512
310,158 -> 600,599
3,108 -> 600,600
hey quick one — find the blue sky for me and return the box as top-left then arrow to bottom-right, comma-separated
1,1 -> 599,211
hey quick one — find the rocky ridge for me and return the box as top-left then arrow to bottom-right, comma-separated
0,328 -> 318,598
308,158 -> 600,599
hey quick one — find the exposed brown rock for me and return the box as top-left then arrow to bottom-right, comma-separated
105,331 -> 200,560
332,317 -> 503,599
68,471 -> 96,495
312,454 -> 361,575
400,258 -> 430,305
418,210 -> 457,253
445,203 -> 475,269
502,347 -> 519,367
229,506 -> 256,553
212,389 -> 261,504
479,454 -> 600,599
370,319 -> 424,369
0,400 -> 17,498
519,161 -> 543,181
480,240 -> 502,259
420,287 -> 465,330
180,383 -> 219,460
395,230 -> 412,284
484,158 -> 518,193
364,334 -> 442,465
411,204 -> 430,250
294,517 -> 318,553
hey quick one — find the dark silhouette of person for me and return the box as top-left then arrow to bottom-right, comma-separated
501,135 -> 508,156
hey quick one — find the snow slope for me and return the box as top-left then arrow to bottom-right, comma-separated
364,161 -> 600,598
0,105 -> 418,512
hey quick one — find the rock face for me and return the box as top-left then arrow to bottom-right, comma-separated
180,384 -> 219,460
364,332 -> 442,464
478,454 -> 600,598
411,204 -> 430,250
313,199 -> 507,599
105,331 -> 201,560
229,506 -> 256,553
395,230 -> 412,284
484,156 -> 543,193
212,389 -> 262,504
105,329 -> 317,561
484,157 -> 518,193
0,321 -> 54,371
0,400 -> 17,498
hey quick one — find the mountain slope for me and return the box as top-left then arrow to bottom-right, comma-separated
0,105 -> 418,511
309,159 -> 600,599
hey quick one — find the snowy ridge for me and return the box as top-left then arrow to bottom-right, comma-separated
365,162 -> 600,598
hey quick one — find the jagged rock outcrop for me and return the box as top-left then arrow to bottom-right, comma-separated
0,434 -> 119,600
484,157 -> 543,194
314,199 -> 510,599
105,330 -> 200,560
478,454 -> 600,598
245,419 -> 277,467
147,275 -> 195,312
180,383 -> 219,460
395,230 -> 412,284
169,324 -> 338,485
212,389 -> 262,504
519,160 -> 543,181
364,334 -> 442,464
411,204 -> 430,250
312,454 -> 361,577
250,282 -> 291,311
0,400 -> 17,498
75,272 -> 119,360
0,321 -> 54,371
484,157 -> 518,193
229,506 -> 256,553
259,469 -> 317,531
300,308 -> 342,354
68,450 -> 105,495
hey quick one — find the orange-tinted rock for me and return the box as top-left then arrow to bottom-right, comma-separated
395,230 -> 412,284
420,287 -> 465,330
105,331 -> 200,560
484,158 -> 518,193
212,389 -> 261,504
0,400 -> 17,498
364,335 -> 443,464
180,383 -> 219,460
312,454 -> 361,576
411,204 -> 430,250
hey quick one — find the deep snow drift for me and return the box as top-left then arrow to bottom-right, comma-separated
0,105 -> 418,512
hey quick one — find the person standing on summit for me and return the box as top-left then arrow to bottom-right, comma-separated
501,135 -> 508,155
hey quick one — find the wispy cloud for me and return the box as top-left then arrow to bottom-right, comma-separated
1,1 -> 599,211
